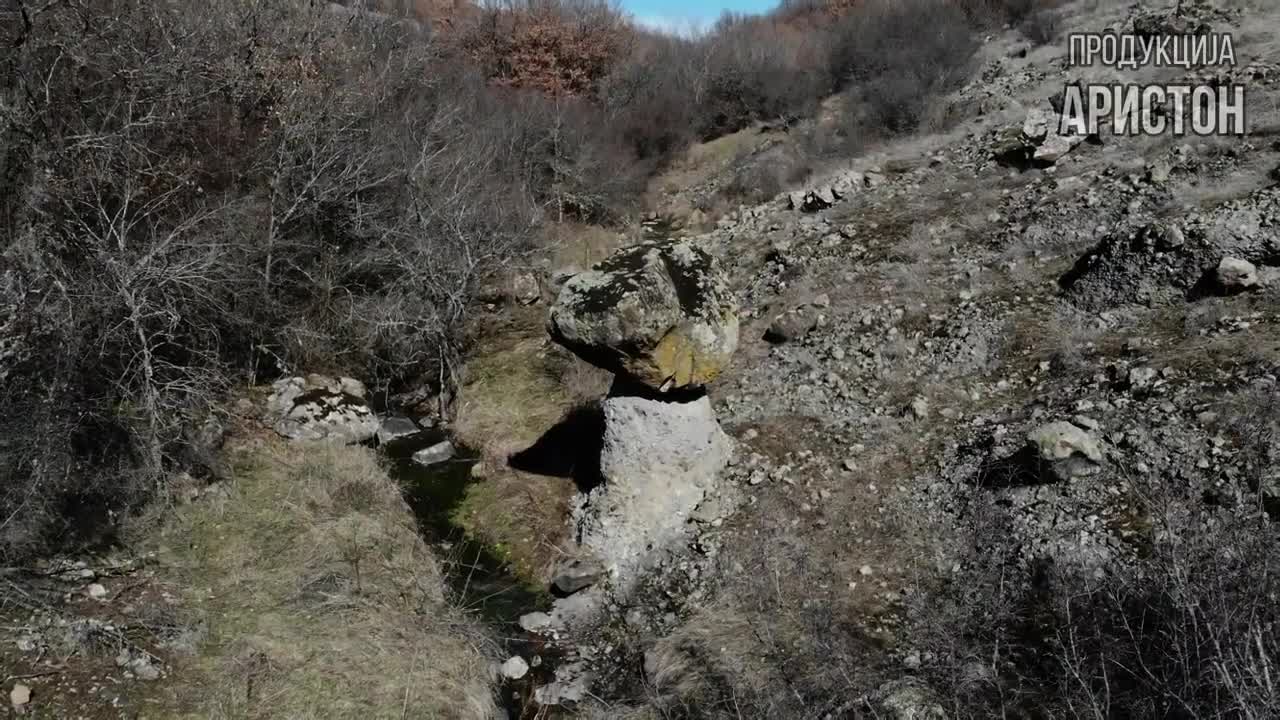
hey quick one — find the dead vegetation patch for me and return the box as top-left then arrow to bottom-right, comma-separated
140,439 -> 500,719
452,304 -> 612,585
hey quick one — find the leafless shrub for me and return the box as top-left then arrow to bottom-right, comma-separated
904,455 -> 1280,720
828,0 -> 979,143
721,163 -> 784,205
0,0 -> 547,560
953,0 -> 1061,28
1019,8 -> 1063,46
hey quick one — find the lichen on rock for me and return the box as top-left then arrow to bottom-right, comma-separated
547,238 -> 738,392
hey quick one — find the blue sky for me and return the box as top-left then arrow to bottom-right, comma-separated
624,0 -> 777,34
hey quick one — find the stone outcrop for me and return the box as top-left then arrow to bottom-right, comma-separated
412,440 -> 456,467
548,239 -> 738,392
1026,421 -> 1105,483
1216,256 -> 1261,294
786,170 -> 878,213
535,240 -> 738,684
265,375 -> 379,445
994,107 -> 1087,168
573,381 -> 732,587
376,416 -> 421,445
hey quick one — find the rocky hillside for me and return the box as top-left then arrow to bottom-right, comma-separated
602,0 -> 1280,716
6,0 -> 1280,718
484,0 -> 1280,716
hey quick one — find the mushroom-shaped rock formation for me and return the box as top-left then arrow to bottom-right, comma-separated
548,239 -> 738,392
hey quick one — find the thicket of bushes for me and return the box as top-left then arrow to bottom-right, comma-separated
0,0 -> 1059,560
642,456 -> 1280,719
465,0 -> 1061,160
0,0 -> 590,558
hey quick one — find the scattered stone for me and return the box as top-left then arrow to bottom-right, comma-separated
910,396 -> 930,420
10,683 -> 30,712
376,416 -> 420,445
1216,257 -> 1261,294
500,656 -> 530,680
874,679 -> 948,720
116,649 -> 161,681
265,375 -> 379,444
764,306 -> 819,344
87,583 -> 108,600
1150,221 -> 1185,250
552,556 -> 607,595
518,612 -> 556,634
1129,366 -> 1159,390
1146,158 -> 1172,185
412,440 -> 456,467
133,660 -> 161,681
1027,421 -> 1105,482
548,239 -> 739,392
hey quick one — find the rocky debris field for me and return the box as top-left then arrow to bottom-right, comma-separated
9,1 -> 1280,717
0,555 -> 191,717
538,0 -> 1280,714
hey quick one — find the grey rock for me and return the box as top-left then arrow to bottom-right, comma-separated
533,661 -> 591,705
1027,421 -> 1105,482
573,383 -> 732,590
518,612 -> 557,634
412,440 -> 456,467
1133,8 -> 1211,37
1147,158 -> 1172,185
1034,131 -> 1085,164
875,679 -> 948,720
788,189 -> 834,212
548,239 -> 739,392
265,376 -> 379,445
513,271 -> 541,306
764,306 -> 819,344
910,396 -> 930,420
500,656 -> 530,680
831,171 -> 866,197
1022,108 -> 1051,143
1129,367 -> 1159,389
377,416 -> 420,445
551,556 -> 607,594
1216,257 -> 1260,293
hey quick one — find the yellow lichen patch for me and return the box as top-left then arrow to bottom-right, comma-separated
644,327 -> 722,389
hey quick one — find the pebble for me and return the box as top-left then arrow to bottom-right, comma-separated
500,656 -> 530,680
10,683 -> 30,711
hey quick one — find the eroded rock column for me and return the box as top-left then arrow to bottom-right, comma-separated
547,238 -> 738,590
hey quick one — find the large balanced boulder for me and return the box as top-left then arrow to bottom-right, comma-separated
548,239 -> 738,392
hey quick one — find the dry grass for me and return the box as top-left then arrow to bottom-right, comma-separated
140,438 -> 500,719
545,222 -> 626,274
452,309 -> 611,584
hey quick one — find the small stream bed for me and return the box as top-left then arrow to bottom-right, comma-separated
383,431 -> 545,626
383,430 -> 562,716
